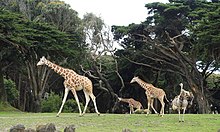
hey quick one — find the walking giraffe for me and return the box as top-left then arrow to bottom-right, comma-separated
118,97 -> 143,114
130,76 -> 169,117
37,56 -> 100,116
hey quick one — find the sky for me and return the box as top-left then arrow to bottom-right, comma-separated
63,0 -> 169,26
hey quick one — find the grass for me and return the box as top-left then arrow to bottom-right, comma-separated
0,102 -> 20,112
0,112 -> 219,132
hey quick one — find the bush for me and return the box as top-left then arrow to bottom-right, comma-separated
41,92 -> 89,113
63,99 -> 89,113
4,78 -> 19,106
41,92 -> 62,112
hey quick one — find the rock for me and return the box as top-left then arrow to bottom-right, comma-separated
36,123 -> 56,132
64,125 -> 76,132
10,124 -> 25,132
25,128 -> 36,132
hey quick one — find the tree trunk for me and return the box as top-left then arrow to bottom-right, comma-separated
188,82 -> 210,113
92,62 -> 118,112
26,60 -> 42,112
0,63 -> 7,103
25,56 -> 51,112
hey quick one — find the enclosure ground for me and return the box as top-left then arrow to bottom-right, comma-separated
0,112 -> 219,132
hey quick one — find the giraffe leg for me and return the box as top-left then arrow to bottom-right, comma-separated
57,87 -> 69,117
146,96 -> 151,115
130,104 -> 134,114
146,103 -> 150,115
71,89 -> 82,116
150,99 -> 158,114
89,93 -> 100,115
159,98 -> 165,117
82,90 -> 90,115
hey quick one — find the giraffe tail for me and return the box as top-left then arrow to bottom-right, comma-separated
164,94 -> 170,103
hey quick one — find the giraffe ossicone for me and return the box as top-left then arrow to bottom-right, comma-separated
130,76 -> 169,117
37,56 -> 100,116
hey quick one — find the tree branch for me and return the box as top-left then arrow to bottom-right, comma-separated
123,55 -> 185,76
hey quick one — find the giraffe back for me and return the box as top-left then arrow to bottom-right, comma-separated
64,70 -> 93,92
128,98 -> 143,109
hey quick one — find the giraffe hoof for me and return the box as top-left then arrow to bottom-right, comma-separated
56,115 -> 59,117
79,114 -> 84,117
97,113 -> 101,116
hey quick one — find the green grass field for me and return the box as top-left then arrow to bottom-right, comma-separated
0,112 -> 219,132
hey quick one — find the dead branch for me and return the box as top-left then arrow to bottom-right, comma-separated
80,65 -> 99,79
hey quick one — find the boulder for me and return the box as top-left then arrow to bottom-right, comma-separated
64,125 -> 76,132
36,123 -> 56,132
10,124 -> 25,132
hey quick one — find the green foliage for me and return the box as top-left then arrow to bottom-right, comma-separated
63,99 -> 88,113
0,0 -> 85,113
190,1 -> 220,61
41,92 -> 62,112
41,92 -> 87,113
4,78 -> 19,105
206,73 -> 220,89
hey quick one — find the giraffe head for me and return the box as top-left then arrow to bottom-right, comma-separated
37,56 -> 47,66
130,76 -> 139,83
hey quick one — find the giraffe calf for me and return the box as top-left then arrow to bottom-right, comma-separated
118,97 -> 143,114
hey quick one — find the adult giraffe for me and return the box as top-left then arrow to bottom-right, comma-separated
130,76 -> 169,117
37,56 -> 100,116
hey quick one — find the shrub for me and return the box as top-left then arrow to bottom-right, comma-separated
4,78 -> 19,106
41,92 -> 89,113
41,92 -> 62,112
63,99 -> 89,113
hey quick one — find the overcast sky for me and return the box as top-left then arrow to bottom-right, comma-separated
63,0 -> 169,26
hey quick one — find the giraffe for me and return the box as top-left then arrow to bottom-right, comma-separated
118,97 -> 143,114
37,56 -> 100,116
130,76 -> 169,117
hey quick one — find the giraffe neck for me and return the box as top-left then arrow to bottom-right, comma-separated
135,78 -> 152,92
119,98 -> 131,104
45,60 -> 75,78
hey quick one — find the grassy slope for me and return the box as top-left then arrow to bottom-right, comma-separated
0,102 -> 20,112
0,113 -> 219,132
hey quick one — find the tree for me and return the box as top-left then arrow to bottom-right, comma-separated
112,0 -> 220,113
0,9 -> 84,112
80,13 -> 124,112
41,1 -> 82,32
